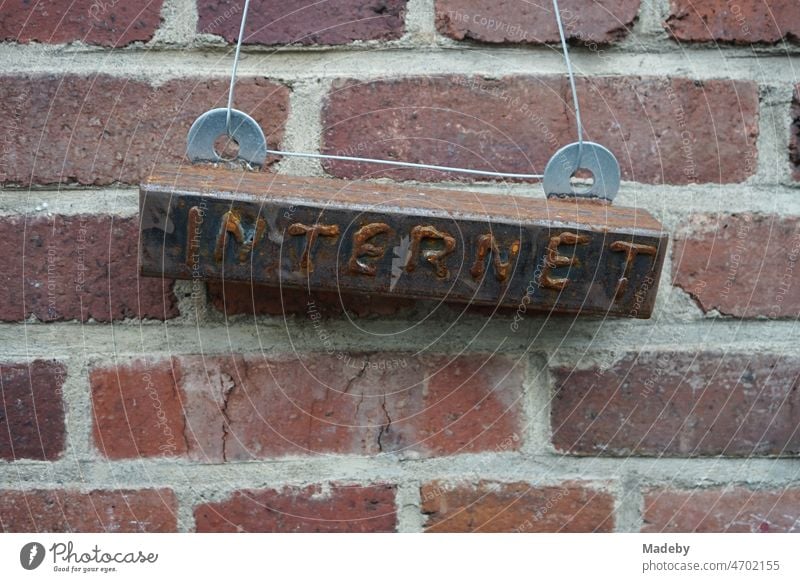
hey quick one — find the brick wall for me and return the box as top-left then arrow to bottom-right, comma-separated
0,0 -> 799,533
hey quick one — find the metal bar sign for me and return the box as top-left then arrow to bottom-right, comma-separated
139,166 -> 667,318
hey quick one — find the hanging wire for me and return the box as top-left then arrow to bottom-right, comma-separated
223,0 -> 586,180
253,149 -> 546,180
225,0 -> 251,135
552,0 -> 584,167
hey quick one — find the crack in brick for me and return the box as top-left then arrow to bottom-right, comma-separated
348,360 -> 369,422
168,361 -> 190,457
175,383 -> 190,456
377,394 -> 392,453
354,391 -> 366,420
343,361 -> 368,394
218,373 -> 236,462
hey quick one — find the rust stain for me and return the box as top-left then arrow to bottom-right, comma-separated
288,222 -> 341,272
186,205 -> 202,268
214,210 -> 266,264
405,225 -> 457,279
348,222 -> 392,276
470,234 -> 521,282
610,240 -> 659,300
539,232 -> 591,290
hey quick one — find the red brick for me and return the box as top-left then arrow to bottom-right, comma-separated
436,0 -> 639,44
321,76 -> 758,185
91,353 -> 523,460
91,360 -> 187,459
643,487 -> 800,532
0,215 -> 178,322
665,0 -> 800,44
186,352 -> 522,460
0,489 -> 177,532
551,352 -> 800,456
198,0 -> 406,45
0,0 -> 164,47
0,75 -> 289,186
0,361 -> 66,461
207,281 -> 415,317
672,214 -> 800,318
194,483 -> 396,532
421,481 -> 614,532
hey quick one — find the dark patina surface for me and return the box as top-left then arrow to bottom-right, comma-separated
140,165 -> 667,318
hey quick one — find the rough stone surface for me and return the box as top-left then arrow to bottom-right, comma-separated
0,216 -> 178,322
198,0 -> 407,45
0,361 -> 66,461
0,0 -> 164,46
643,487 -> 800,532
322,76 -> 759,185
194,483 -> 397,532
0,75 -> 290,186
665,0 -> 800,44
436,0 -> 639,44
672,214 -> 800,318
552,352 -> 800,456
0,489 -> 177,532
421,481 -> 614,532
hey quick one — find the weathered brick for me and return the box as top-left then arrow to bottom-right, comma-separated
552,352 -> 800,456
322,76 -> 758,185
184,352 -> 522,460
198,0 -> 406,45
0,361 -> 66,461
194,483 -> 396,532
436,0 -> 639,44
91,360 -> 187,459
0,75 -> 289,186
0,489 -> 177,532
643,487 -> 800,532
421,481 -> 614,532
207,282 -> 415,317
0,0 -> 164,46
91,353 -> 523,460
665,0 -> 800,44
0,216 -> 178,322
672,214 -> 800,318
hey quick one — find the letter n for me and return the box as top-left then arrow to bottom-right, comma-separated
214,210 -> 266,263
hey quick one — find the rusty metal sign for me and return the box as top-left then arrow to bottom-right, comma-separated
139,165 -> 667,318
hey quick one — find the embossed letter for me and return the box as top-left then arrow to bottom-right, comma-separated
186,205 -> 203,268
470,234 -> 520,282
288,222 -> 341,272
214,210 -> 266,264
405,225 -> 456,279
539,232 -> 590,290
610,240 -> 658,299
348,223 -> 392,276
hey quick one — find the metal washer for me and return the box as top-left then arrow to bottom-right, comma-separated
186,108 -> 267,167
543,141 -> 621,202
